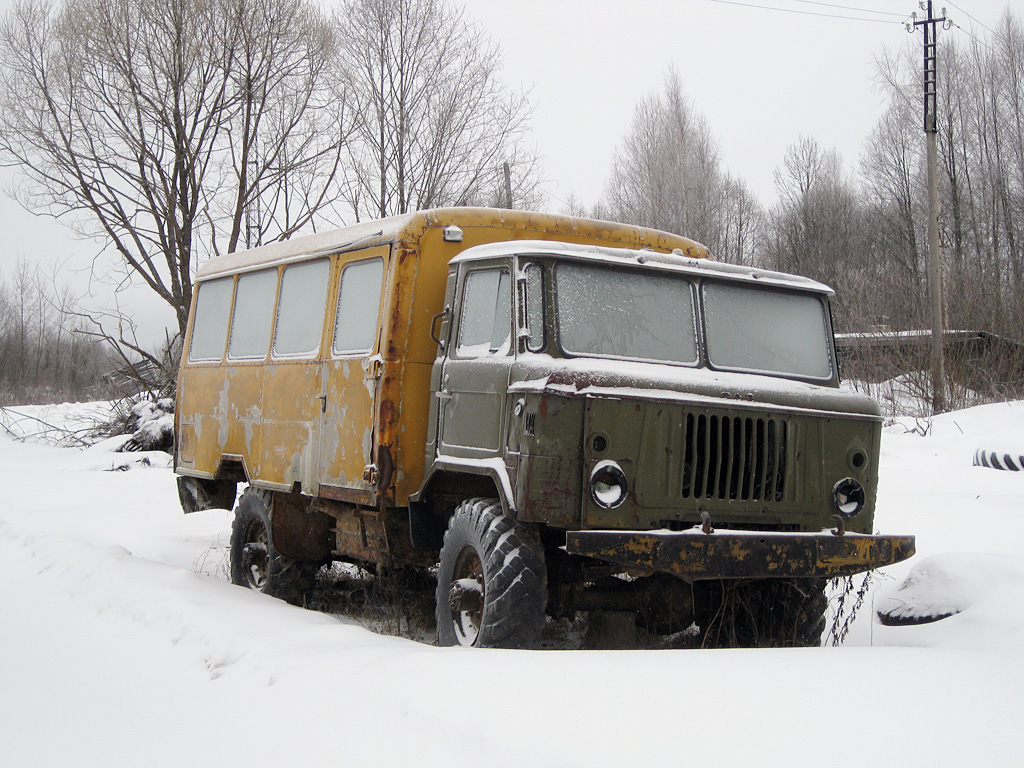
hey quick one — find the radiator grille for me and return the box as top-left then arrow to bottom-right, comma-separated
680,413 -> 788,502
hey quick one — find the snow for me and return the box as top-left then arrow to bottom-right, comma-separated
2,401 -> 1024,765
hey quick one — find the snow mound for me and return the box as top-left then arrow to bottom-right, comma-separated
119,398 -> 174,453
877,553 -> 1024,626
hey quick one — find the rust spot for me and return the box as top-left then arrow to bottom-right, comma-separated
378,398 -> 397,432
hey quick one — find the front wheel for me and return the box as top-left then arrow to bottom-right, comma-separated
436,498 -> 547,648
229,488 -> 320,605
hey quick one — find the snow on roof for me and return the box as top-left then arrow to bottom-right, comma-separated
455,240 -> 833,294
194,212 -> 420,281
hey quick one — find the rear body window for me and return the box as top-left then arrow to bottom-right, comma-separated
188,277 -> 233,362
228,269 -> 278,360
333,258 -> 385,356
274,259 -> 330,358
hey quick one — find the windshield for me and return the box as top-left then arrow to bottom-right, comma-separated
703,281 -> 833,380
555,263 -> 698,365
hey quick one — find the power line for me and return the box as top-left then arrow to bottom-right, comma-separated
792,1 -> 907,18
947,1 -> 996,35
707,0 -> 901,24
946,19 -> 999,56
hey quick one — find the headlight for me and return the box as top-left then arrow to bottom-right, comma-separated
832,478 -> 865,517
590,461 -> 629,509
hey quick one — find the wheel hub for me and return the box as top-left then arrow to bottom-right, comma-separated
241,522 -> 269,590
449,546 -> 485,645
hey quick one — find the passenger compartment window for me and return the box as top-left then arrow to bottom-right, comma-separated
457,267 -> 511,356
333,258 -> 385,355
273,259 -> 330,357
188,276 -> 233,362
228,268 -> 277,360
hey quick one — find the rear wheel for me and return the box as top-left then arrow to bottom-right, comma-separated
177,475 -> 237,514
436,498 -> 547,648
229,488 -> 320,605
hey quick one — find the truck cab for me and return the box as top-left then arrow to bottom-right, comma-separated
419,240 -> 913,647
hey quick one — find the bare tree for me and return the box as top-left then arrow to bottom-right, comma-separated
337,0 -> 541,219
599,69 -> 763,263
0,0 -> 352,342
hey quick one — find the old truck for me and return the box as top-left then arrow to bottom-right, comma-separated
174,208 -> 914,648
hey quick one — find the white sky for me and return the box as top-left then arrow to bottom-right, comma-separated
0,0 -> 1013,346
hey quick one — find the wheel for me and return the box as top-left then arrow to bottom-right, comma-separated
436,498 -> 547,648
698,579 -> 827,648
229,488 -> 320,605
177,475 -> 237,514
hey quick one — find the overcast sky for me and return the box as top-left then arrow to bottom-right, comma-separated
0,0 -> 1013,346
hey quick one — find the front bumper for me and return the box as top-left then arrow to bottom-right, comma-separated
565,528 -> 915,581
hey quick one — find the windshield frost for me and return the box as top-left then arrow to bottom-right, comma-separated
703,282 -> 832,379
556,263 -> 697,365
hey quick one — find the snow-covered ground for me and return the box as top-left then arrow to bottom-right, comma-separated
2,400 -> 1023,766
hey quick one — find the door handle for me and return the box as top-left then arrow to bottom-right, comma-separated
316,393 -> 327,412
435,390 -> 452,401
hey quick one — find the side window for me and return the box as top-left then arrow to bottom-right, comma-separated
228,268 -> 277,360
333,258 -> 385,355
457,267 -> 511,356
188,276 -> 233,362
273,258 -> 330,358
524,263 -> 544,352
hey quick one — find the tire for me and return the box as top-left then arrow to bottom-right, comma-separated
229,488 -> 320,605
698,578 -> 827,648
436,498 -> 547,649
177,475 -> 237,514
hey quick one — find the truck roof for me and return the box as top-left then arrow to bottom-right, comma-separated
454,240 -> 834,295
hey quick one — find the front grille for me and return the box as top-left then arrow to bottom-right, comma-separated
680,413 -> 788,502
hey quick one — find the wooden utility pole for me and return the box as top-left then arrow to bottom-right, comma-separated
913,1 -> 947,414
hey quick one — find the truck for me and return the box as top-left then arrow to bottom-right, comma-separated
174,208 -> 915,648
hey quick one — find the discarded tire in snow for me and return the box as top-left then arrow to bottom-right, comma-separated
229,488 -> 319,605
436,498 -> 546,649
974,447 -> 1024,471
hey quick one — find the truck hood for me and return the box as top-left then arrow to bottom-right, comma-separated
508,355 -> 880,419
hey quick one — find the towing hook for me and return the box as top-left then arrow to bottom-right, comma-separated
831,514 -> 846,536
701,511 -> 714,535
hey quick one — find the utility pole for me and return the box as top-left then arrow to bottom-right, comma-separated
911,1 -> 948,414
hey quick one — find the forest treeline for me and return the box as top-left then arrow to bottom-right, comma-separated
594,9 -> 1024,347
0,0 -> 1021,405
0,261 -> 117,406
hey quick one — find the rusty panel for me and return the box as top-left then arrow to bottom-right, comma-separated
259,360 -> 321,489
179,363 -> 264,479
319,356 -> 377,492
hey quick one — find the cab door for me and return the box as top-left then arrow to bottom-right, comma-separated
437,261 -> 514,459
318,248 -> 390,495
